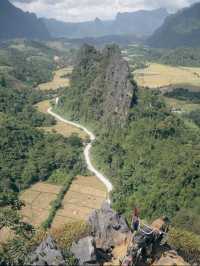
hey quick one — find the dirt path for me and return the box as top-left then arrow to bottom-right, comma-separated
32,97 -> 111,228
48,104 -> 113,196
36,100 -> 88,140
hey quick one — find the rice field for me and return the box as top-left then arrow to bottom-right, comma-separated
20,182 -> 62,227
20,176 -> 107,229
134,63 -> 200,89
51,175 -> 107,229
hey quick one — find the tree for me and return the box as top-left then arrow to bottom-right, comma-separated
1,76 -> 6,87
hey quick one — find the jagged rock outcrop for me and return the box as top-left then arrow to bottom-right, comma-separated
71,236 -> 97,265
59,44 -> 137,126
90,45 -> 137,124
153,250 -> 190,266
26,236 -> 65,266
88,202 -> 131,251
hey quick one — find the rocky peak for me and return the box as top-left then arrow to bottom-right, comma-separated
26,236 -> 65,266
99,46 -> 137,124
26,205 -> 189,266
88,202 -> 130,251
64,44 -> 137,125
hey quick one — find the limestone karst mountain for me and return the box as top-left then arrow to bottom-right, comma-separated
148,2 -> 200,48
0,0 -> 50,40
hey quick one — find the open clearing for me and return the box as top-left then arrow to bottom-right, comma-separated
35,100 -> 88,140
52,175 -> 107,229
38,67 -> 73,91
134,63 -> 200,89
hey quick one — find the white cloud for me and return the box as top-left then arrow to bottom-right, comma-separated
10,0 -> 200,22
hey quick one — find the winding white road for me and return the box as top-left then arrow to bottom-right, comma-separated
47,105 -> 113,201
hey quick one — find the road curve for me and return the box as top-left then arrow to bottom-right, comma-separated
47,107 -> 113,201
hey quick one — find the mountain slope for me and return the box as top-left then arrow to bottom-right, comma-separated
0,0 -> 50,40
148,3 -> 200,48
43,8 -> 169,39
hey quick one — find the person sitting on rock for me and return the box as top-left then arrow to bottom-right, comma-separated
131,207 -> 140,233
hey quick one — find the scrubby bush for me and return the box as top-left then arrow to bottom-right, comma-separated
42,175 -> 74,229
186,109 -> 200,127
168,227 -> 200,264
51,220 -> 91,250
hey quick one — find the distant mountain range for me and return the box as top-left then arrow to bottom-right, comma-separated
148,3 -> 200,48
0,0 -> 50,40
43,8 -> 169,39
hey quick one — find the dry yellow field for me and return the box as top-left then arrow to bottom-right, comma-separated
134,63 -> 200,89
52,175 -> 107,229
20,182 -> 62,227
20,176 -> 107,229
38,67 -> 73,91
35,100 -> 88,140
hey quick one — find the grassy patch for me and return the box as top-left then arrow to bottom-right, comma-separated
134,63 -> 200,89
38,67 -> 72,91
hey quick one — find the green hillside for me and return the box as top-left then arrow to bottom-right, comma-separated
148,3 -> 200,48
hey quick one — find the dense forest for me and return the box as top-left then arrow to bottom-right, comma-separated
0,83 -> 86,201
126,45 -> 200,68
164,88 -> 200,103
58,45 -> 200,258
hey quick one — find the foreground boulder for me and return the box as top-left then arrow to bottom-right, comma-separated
27,236 -> 65,266
88,202 -> 130,251
71,236 -> 97,265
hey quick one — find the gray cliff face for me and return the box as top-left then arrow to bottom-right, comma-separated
84,45 -> 137,125
26,236 -> 65,266
102,50 -> 135,123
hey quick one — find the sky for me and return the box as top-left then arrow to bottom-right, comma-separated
10,0 -> 200,22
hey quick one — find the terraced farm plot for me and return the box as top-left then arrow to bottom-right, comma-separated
36,100 -> 88,140
20,182 -> 62,227
38,67 -> 72,91
51,175 -> 107,229
134,63 -> 200,89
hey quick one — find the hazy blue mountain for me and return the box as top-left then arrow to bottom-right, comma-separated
43,8 -> 169,39
147,3 -> 200,48
0,0 -> 50,40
